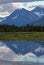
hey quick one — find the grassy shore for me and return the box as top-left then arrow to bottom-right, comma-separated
0,32 -> 44,40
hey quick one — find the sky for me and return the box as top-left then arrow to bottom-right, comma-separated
0,1 -> 44,17
0,0 -> 44,3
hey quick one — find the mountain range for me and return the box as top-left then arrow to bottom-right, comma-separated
0,6 -> 44,26
0,40 -> 44,62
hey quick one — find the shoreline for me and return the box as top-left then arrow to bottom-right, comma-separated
0,32 -> 44,40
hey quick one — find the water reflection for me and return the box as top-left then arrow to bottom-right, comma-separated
0,40 -> 44,63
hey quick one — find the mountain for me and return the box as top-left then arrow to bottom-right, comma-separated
0,40 -> 44,57
0,41 -> 19,61
0,6 -> 44,26
0,17 -> 4,22
0,17 -> 6,23
32,16 -> 44,26
32,6 -> 44,16
0,40 -> 44,62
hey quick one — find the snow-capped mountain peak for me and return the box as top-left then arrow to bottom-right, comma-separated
0,6 -> 44,26
35,46 -> 44,53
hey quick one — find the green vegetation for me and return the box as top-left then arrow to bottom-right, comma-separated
0,32 -> 44,40
0,25 -> 44,40
0,24 -> 44,32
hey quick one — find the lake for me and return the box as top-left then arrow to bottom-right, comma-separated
0,40 -> 44,63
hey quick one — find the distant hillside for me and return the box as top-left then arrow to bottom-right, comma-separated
32,16 -> 44,26
0,6 -> 44,26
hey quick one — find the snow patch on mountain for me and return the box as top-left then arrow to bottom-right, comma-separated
0,19 -> 3,22
35,11 -> 44,17
12,15 -> 18,20
0,17 -> 6,22
35,46 -> 44,53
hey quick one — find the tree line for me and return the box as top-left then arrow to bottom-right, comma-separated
0,24 -> 44,32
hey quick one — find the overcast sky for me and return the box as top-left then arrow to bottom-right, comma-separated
0,1 -> 44,17
0,0 -> 44,4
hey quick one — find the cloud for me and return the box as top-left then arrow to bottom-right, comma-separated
0,1 -> 44,17
0,12 -> 9,17
0,0 -> 44,4
0,3 -> 15,12
0,3 -> 16,17
0,6 -> 3,9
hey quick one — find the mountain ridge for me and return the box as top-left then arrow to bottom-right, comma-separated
0,6 -> 44,26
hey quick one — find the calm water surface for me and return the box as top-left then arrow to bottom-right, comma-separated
0,40 -> 44,63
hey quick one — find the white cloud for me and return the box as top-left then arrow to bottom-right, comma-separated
0,0 -> 43,4
0,46 -> 10,52
0,3 -> 15,17
0,1 -> 44,17
0,12 -> 9,17
0,6 -> 3,9
24,52 -> 37,57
